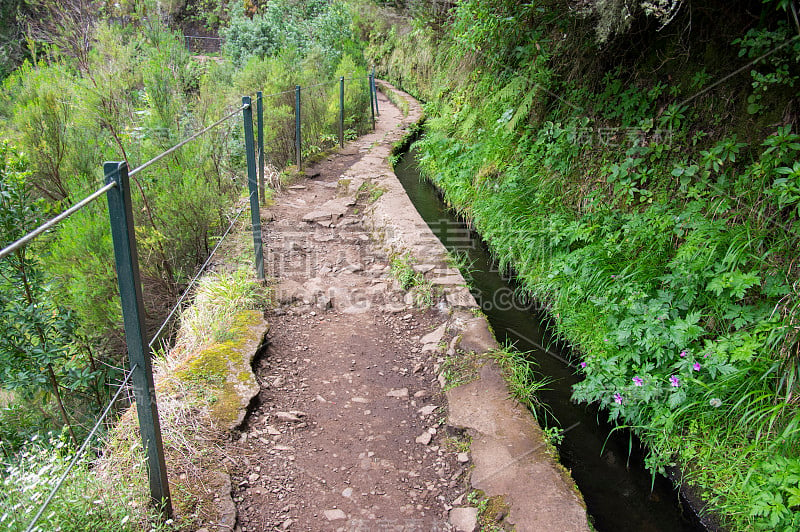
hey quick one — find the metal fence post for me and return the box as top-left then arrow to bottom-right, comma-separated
372,67 -> 379,117
104,161 -> 172,518
295,85 -> 302,170
339,76 -> 345,148
256,91 -> 265,206
369,74 -> 375,130
242,97 -> 265,281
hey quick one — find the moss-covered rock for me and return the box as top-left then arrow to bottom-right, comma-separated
174,309 -> 268,431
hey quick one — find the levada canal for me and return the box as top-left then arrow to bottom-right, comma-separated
394,147 -> 706,532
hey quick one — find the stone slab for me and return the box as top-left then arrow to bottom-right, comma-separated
447,361 -> 590,532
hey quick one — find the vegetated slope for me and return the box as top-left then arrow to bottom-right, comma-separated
359,0 -> 800,529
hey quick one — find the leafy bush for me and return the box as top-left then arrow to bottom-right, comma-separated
222,0 -> 358,70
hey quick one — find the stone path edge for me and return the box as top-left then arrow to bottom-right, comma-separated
367,82 -> 591,532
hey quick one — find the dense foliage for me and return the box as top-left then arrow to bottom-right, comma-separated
363,0 -> 800,528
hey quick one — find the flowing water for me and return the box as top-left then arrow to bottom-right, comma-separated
394,148 -> 704,532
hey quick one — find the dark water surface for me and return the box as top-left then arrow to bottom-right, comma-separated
394,148 -> 703,532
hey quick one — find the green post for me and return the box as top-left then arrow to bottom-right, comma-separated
104,161 -> 172,518
367,74 -> 375,129
242,96 -> 265,280
372,67 -> 379,117
295,85 -> 302,170
256,91 -> 265,206
339,76 -> 345,148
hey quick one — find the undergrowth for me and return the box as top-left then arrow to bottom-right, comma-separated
389,252 -> 436,307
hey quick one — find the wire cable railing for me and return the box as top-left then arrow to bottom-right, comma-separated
129,105 -> 246,177
0,181 -> 117,261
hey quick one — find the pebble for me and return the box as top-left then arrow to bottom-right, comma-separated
386,387 -> 409,398
415,432 -> 433,445
418,405 -> 438,417
449,507 -> 478,532
276,412 -> 302,422
324,509 -> 347,521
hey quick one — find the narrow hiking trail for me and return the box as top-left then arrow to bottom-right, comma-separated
226,89 -> 468,531
222,85 -> 589,532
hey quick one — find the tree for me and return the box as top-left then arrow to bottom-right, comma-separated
0,141 -> 95,445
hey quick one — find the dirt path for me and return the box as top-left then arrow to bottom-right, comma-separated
227,90 -> 468,531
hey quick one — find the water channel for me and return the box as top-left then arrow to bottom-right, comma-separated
394,147 -> 704,532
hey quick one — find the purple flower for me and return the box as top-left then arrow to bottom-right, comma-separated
632,376 -> 644,386
613,392 -> 623,404
669,375 -> 680,387
692,362 -> 701,371
580,362 -> 587,368
679,350 -> 687,358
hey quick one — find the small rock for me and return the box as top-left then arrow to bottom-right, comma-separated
281,518 -> 294,530
420,324 -> 447,346
416,432 -> 433,445
315,395 -> 327,403
324,509 -> 347,521
248,473 -> 260,483
316,293 -> 333,310
449,507 -> 479,532
274,444 -> 295,451
265,425 -> 281,436
351,397 -> 370,403
289,410 -> 308,417
386,388 -> 409,398
276,412 -> 302,422
457,452 -> 470,463
343,263 -> 364,273
271,376 -> 285,387
418,405 -> 438,417
413,390 -> 429,399
413,362 -> 424,374
342,487 -> 353,498
438,373 -> 447,389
